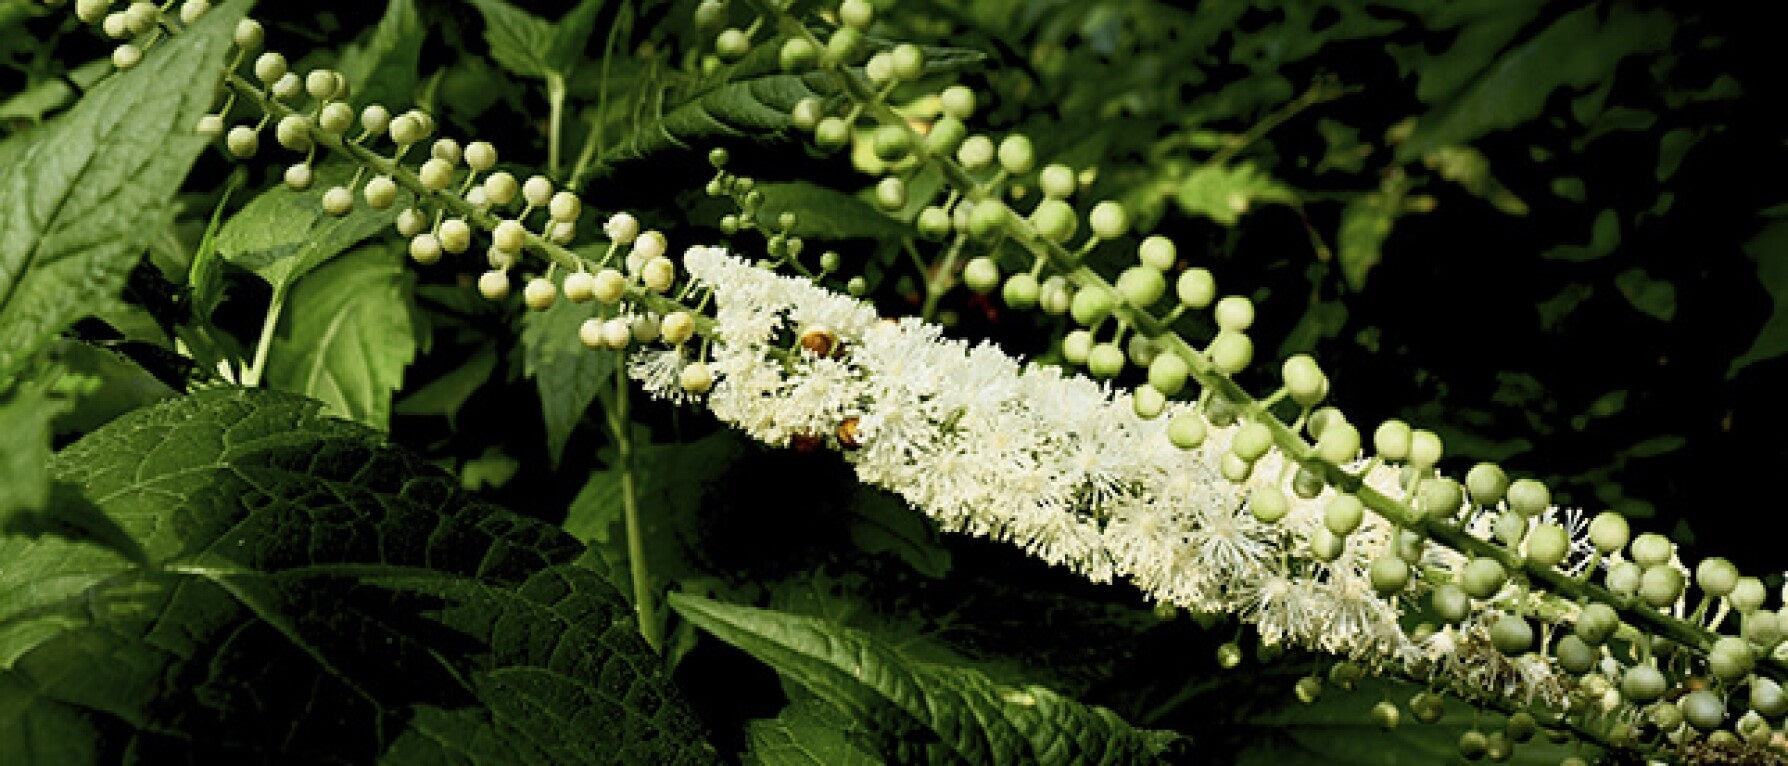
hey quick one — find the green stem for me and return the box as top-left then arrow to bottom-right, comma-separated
921,234 -> 969,321
608,359 -> 661,652
239,284 -> 286,387
546,72 -> 567,180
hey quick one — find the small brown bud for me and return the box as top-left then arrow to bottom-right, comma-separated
836,417 -> 862,449
790,432 -> 824,452
798,326 -> 839,357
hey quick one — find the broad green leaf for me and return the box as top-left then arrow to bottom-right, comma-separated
336,0 -> 425,111
746,696 -> 883,766
0,388 -> 714,763
1728,218 -> 1788,377
393,341 -> 498,427
46,338 -> 177,437
0,381 -> 52,520
0,1 -> 245,379
215,162 -> 408,293
1613,267 -> 1675,322
1173,162 -> 1293,226
565,430 -> 745,585
1233,677 -> 1589,766
0,59 -> 108,125
669,592 -> 1186,765
1397,5 -> 1672,161
844,488 -> 951,579
467,0 -> 602,79
519,271 -> 612,465
604,72 -> 841,165
264,246 -> 418,431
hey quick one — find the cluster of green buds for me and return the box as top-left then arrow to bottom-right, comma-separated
70,0 -> 219,70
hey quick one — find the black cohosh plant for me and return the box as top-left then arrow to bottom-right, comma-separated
9,0 -> 1782,763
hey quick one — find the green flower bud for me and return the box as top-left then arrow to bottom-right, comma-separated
1250,486 -> 1289,523
1115,266 -> 1166,307
1505,478 -> 1549,517
924,116 -> 967,155
1088,200 -> 1128,239
997,134 -> 1034,174
1525,523 -> 1569,567
1324,494 -> 1364,537
1039,164 -> 1075,200
1465,462 -> 1508,506
1002,273 -> 1039,309
957,134 -> 995,169
1213,295 -> 1253,332
963,257 -> 1000,294
1371,555 -> 1410,596
1461,557 -> 1506,599
1207,330 -> 1252,375
1029,198 -> 1077,243
1175,267 -> 1216,308
1087,343 -> 1125,378
940,84 -> 976,120
1167,411 -> 1207,450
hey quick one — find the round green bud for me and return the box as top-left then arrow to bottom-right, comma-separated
1115,266 -> 1166,307
693,0 -> 727,29
1640,565 -> 1686,608
1250,486 -> 1290,523
1372,419 -> 1412,461
1605,560 -> 1642,597
1460,557 -> 1506,599
826,26 -> 865,64
1576,603 -> 1620,644
1002,273 -> 1039,309
1505,478 -> 1549,517
957,134 -> 995,170
1147,353 -> 1190,396
1039,276 -> 1072,315
1621,664 -> 1668,703
1710,636 -> 1754,680
890,43 -> 924,81
1587,511 -> 1629,554
1322,494 -> 1364,537
1167,411 -> 1207,450
1069,286 -> 1115,326
968,198 -> 1008,239
418,158 -> 454,191
1088,201 -> 1128,239
1213,295 -> 1254,332
1432,583 -> 1470,622
1327,661 -> 1364,690
225,125 -> 259,158
814,116 -> 850,152
1371,701 -> 1401,731
362,175 -> 398,210
1751,678 -> 1788,718
1062,329 -> 1093,365
790,97 -> 822,131
963,257 -> 1000,294
940,84 -> 976,120
1731,576 -> 1767,613
817,250 -> 840,272
1411,692 -> 1445,724
283,163 -> 313,191
1457,730 -> 1487,760
1039,164 -> 1076,200
1525,523 -> 1569,568
320,185 -> 353,217
1133,384 -> 1167,419
1504,712 -> 1536,743
924,116 -> 967,155
1745,610 -> 1783,649
838,0 -> 874,29
1138,235 -> 1176,270
1681,690 -> 1725,731
408,233 -> 442,265
1371,555 -> 1411,596
779,37 -> 819,71
1419,478 -> 1463,520
1490,614 -> 1532,654
1292,466 -> 1325,499
1029,199 -> 1078,243
1465,462 -> 1509,506
1555,634 -> 1597,674
1176,268 -> 1216,309
253,51 -> 287,85
1308,526 -> 1344,563
1233,421 -> 1273,462
233,18 -> 264,50
1696,557 -> 1740,598
1087,343 -> 1125,378
1207,330 -> 1252,375
1281,355 -> 1324,405
1221,450 -> 1254,482
1492,511 -> 1527,548
1294,676 -> 1323,705
917,206 -> 952,240
847,276 -> 868,296
1307,407 -> 1345,440
997,134 -> 1034,174
1629,532 -> 1672,567
1482,732 -> 1511,763
1407,429 -> 1443,468
1216,641 -> 1243,669
1315,421 -> 1361,465
872,124 -> 912,162
874,175 -> 907,211
715,28 -> 751,61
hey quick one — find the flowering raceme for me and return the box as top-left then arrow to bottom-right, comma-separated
632,246 -> 1588,707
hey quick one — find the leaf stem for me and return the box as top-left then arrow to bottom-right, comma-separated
240,284 -> 286,387
608,357 -> 661,653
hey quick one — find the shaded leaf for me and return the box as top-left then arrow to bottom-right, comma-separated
0,388 -> 714,763
746,696 -> 883,766
394,341 -> 498,427
519,271 -> 611,465
0,1 -> 245,379
565,430 -> 745,585
1613,267 -> 1675,322
264,246 -> 418,431
758,182 -> 911,241
1173,162 -> 1293,226
336,0 -> 425,110
845,488 -> 952,579
669,592 -> 1185,765
1728,218 -> 1788,377
215,162 -> 408,292
604,72 -> 841,165
0,381 -> 53,520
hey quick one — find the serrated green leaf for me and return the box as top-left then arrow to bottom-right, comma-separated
0,1 -> 245,380
1397,5 -> 1673,161
669,592 -> 1185,765
467,0 -> 601,80
215,162 -> 408,293
747,696 -> 884,766
1173,162 -> 1293,226
264,246 -> 418,431
604,72 -> 841,165
519,272 -> 612,465
0,388 -> 714,763
336,0 -> 425,110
